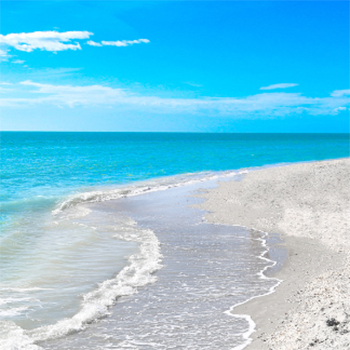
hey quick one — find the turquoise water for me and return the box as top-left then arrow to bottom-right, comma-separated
0,132 -> 349,350
2,132 -> 349,208
1,132 -> 349,229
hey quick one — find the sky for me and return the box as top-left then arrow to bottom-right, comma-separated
0,1 -> 349,132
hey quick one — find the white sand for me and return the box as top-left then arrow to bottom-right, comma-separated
199,158 -> 350,349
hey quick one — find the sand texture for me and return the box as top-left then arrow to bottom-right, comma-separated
199,158 -> 350,349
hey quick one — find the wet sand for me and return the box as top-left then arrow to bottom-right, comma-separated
199,158 -> 350,349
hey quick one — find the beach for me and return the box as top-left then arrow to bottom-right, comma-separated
200,158 -> 350,349
1,132 -> 349,350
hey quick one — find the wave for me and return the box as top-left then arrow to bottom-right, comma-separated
2,169 -> 250,349
0,322 -> 43,350
2,217 -> 162,349
52,169 -> 247,216
31,217 -> 162,341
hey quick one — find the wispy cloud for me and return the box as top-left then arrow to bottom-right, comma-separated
86,40 -> 103,47
1,81 -> 349,118
260,83 -> 299,90
333,106 -> 347,113
184,82 -> 203,88
0,48 -> 10,61
0,82 -> 13,92
0,87 -> 13,93
0,31 -> 150,59
0,31 -> 93,53
87,39 -> 150,47
12,59 -> 25,64
331,89 -> 350,97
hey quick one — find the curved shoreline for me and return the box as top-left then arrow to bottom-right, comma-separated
226,230 -> 283,350
199,158 -> 350,349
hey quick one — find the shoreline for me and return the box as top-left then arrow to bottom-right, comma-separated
199,158 -> 350,349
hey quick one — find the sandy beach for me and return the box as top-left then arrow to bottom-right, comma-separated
199,158 -> 350,349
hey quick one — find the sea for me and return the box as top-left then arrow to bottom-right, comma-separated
1,132 -> 349,350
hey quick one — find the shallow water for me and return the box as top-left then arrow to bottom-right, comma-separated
38,180 -> 280,350
1,132 -> 348,349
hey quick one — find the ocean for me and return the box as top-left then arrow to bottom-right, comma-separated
1,132 -> 349,350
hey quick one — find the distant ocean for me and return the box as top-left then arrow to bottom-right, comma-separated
1,132 -> 349,350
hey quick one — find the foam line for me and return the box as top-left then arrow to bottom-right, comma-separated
27,219 -> 163,343
52,169 -> 247,215
218,225 -> 283,350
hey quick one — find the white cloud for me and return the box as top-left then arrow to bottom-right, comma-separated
0,31 -> 150,58
1,81 -> 349,118
86,40 -> 102,47
12,59 -> 25,64
331,89 -> 350,97
0,48 -> 10,61
333,106 -> 347,113
0,82 -> 13,92
87,39 -> 150,47
184,82 -> 203,87
0,31 -> 93,53
0,87 -> 13,92
260,83 -> 299,90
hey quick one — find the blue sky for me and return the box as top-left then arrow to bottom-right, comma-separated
1,1 -> 349,132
